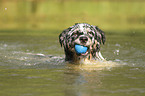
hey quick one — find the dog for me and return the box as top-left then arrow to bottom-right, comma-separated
59,23 -> 106,63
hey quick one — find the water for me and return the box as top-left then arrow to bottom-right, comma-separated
0,0 -> 145,95
0,31 -> 145,96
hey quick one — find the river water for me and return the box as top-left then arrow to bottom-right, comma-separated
0,31 -> 145,96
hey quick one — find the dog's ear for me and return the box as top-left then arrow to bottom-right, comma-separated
59,27 -> 72,47
59,32 -> 64,47
95,26 -> 106,45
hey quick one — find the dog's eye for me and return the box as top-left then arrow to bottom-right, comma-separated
88,32 -> 94,36
72,33 -> 77,36
72,31 -> 81,36
72,33 -> 79,37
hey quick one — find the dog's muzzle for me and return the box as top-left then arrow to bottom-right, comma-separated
79,36 -> 88,44
74,35 -> 92,47
74,36 -> 92,56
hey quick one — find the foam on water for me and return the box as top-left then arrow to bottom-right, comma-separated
67,59 -> 121,71
0,39 -> 143,70
0,43 -> 121,70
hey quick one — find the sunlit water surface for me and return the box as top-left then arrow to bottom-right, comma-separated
0,32 -> 145,96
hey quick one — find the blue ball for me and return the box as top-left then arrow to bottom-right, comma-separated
75,45 -> 88,54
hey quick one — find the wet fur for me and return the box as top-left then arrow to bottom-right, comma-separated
59,23 -> 106,63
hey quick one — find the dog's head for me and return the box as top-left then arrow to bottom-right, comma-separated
59,23 -> 105,62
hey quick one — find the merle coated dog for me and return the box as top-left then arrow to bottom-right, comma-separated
59,23 -> 105,63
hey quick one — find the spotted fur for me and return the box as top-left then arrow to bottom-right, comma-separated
59,23 -> 106,62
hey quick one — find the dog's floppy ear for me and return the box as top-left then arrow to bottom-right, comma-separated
59,27 -> 72,47
59,34 -> 63,47
95,26 -> 106,44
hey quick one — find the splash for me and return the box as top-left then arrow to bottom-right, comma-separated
67,59 -> 120,71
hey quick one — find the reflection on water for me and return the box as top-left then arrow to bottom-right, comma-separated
0,32 -> 145,96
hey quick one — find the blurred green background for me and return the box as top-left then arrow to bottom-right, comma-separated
0,0 -> 145,35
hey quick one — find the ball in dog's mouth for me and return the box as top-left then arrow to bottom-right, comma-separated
75,45 -> 88,55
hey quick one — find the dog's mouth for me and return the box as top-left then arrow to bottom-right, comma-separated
81,51 -> 89,56
74,44 -> 90,56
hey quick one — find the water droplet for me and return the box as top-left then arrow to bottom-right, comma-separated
5,8 -> 7,10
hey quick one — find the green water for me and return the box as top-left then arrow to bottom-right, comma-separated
0,31 -> 145,96
0,0 -> 145,96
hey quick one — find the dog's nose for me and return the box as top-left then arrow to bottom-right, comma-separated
79,36 -> 88,43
